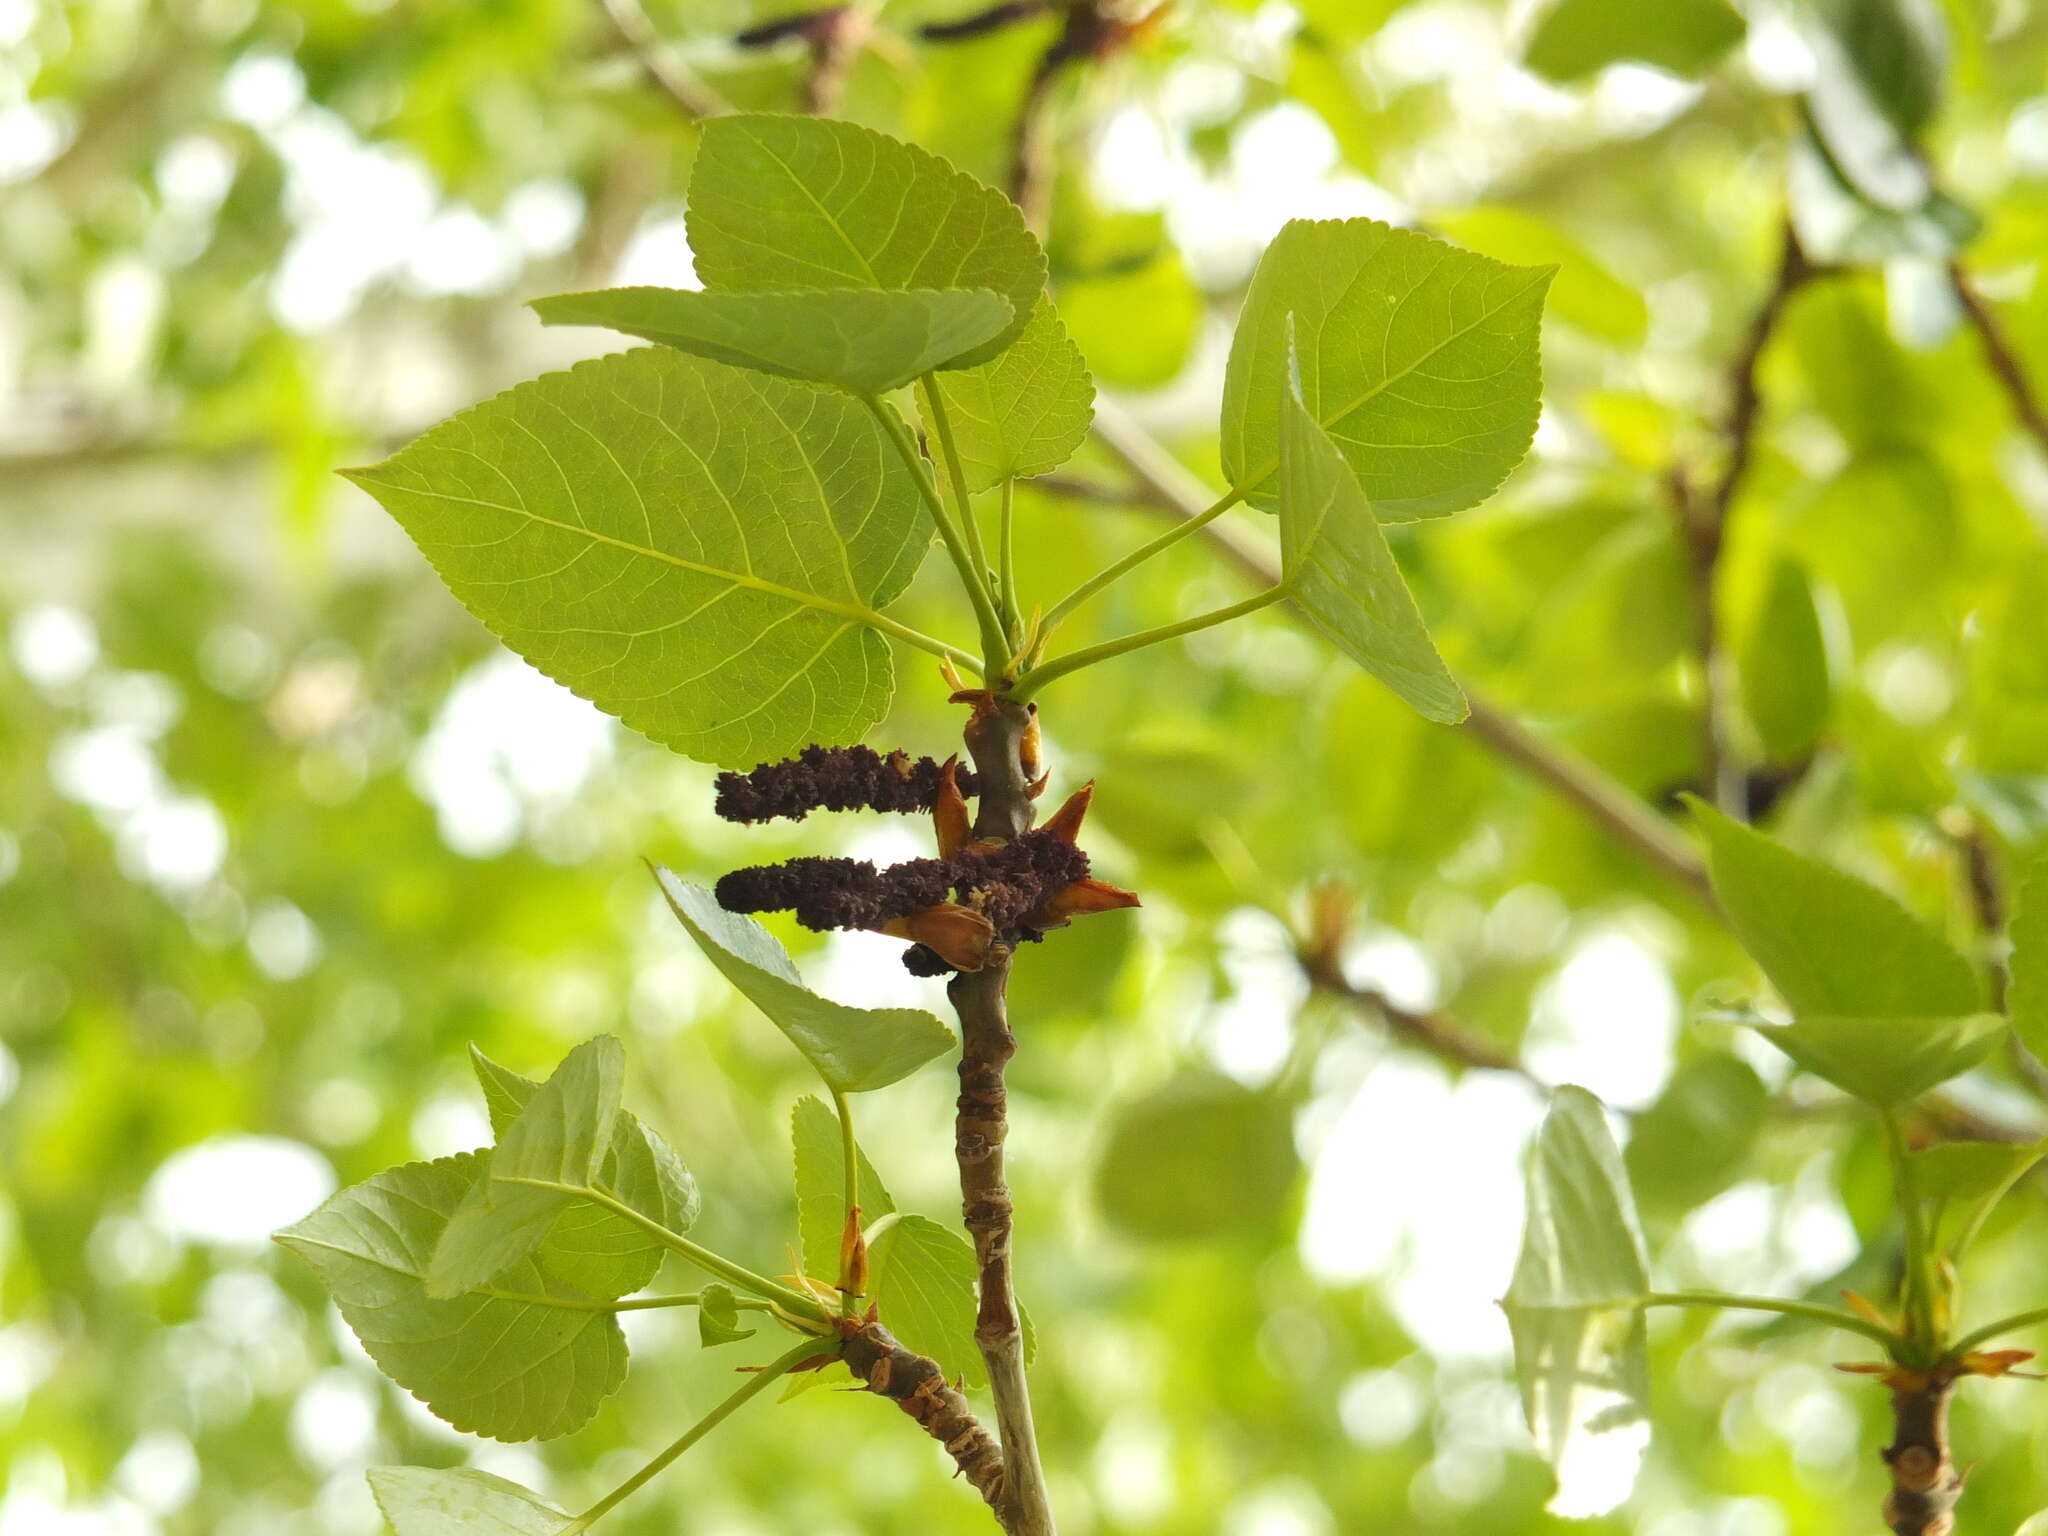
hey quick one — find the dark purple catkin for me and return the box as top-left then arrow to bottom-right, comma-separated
717,831 -> 1090,940
713,746 -> 981,824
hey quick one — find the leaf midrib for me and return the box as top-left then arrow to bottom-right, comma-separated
281,1231 -> 616,1313
1238,261 -> 1553,494
351,475 -> 899,633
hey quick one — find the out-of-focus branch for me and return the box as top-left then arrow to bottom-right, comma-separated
1080,400 -> 1716,904
1007,4 -> 1158,231
733,5 -> 872,117
1669,220 -> 1820,820
597,0 -> 729,120
1948,261 -> 2048,455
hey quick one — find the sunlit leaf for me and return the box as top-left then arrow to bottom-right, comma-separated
687,114 -> 1044,366
1504,1086 -> 1651,1475
928,295 -> 1095,493
792,1093 -> 895,1287
342,347 -> 930,770
428,1037 -> 624,1298
1093,1071 -> 1299,1243
1222,218 -> 1552,521
1431,205 -> 1648,345
655,869 -> 955,1093
529,286 -> 1014,395
1276,339 -> 1464,722
367,1466 -> 575,1535
277,1153 -> 627,1442
1522,0 -> 1744,83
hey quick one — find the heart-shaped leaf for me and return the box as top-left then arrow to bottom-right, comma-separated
688,114 -> 1045,367
343,347 -> 930,769
530,286 -> 1013,395
867,1213 -> 987,1390
1222,218 -> 1552,521
656,869 -> 954,1093
277,1152 -> 628,1442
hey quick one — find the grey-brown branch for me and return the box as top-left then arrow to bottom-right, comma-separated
840,1318 -> 1008,1513
1882,1371 -> 1964,1536
952,697 -> 1057,1535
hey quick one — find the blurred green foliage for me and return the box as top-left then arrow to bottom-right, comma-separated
7,1 -> 2048,1533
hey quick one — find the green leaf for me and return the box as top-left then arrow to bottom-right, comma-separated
1907,1139 -> 2048,1202
1221,218 -> 1552,521
1625,1054 -> 1771,1216
697,1282 -> 756,1348
868,1213 -> 987,1391
342,346 -> 930,770
688,114 -> 1045,367
429,1037 -> 625,1298
1504,1086 -> 1651,1471
1523,0 -> 1745,83
367,1466 -> 575,1535
1056,255 -> 1202,390
655,869 -> 955,1093
791,1094 -> 895,1287
1688,800 -> 1983,1019
1276,336 -> 1464,723
1743,1011 -> 2007,1108
276,1153 -> 628,1442
2009,847 -> 2048,1064
468,1045 -> 699,1298
1739,558 -> 1833,764
1809,0 -> 1947,142
927,295 -> 1095,494
529,286 -> 1014,396
1093,1071 -> 1300,1243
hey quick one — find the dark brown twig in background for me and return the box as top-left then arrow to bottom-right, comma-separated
1948,261 -> 2048,456
597,0 -> 728,119
1670,220 -> 1820,820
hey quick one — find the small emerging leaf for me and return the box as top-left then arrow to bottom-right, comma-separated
531,286 -> 1013,396
429,1037 -> 625,1298
1222,218 -> 1552,521
927,294 -> 1095,493
656,869 -> 955,1093
367,1466 -> 574,1536
468,1044 -> 699,1299
698,1282 -> 756,1348
688,114 -> 1045,366
1276,332 -> 1464,723
1504,1087 -> 1651,1480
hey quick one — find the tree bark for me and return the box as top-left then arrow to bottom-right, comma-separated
1882,1372 -> 1964,1536
951,696 -> 1057,1535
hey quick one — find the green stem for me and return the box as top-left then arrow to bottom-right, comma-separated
1882,1111 -> 1937,1351
1949,1304 -> 2048,1357
863,612 -> 986,677
919,377 -> 992,584
475,1287 -> 758,1314
1010,584 -> 1286,700
831,1086 -> 861,1316
998,476 -> 1020,639
1639,1291 -> 1905,1350
1036,485 -> 1243,637
566,1336 -> 824,1533
867,395 -> 1010,669
498,1177 -> 828,1324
